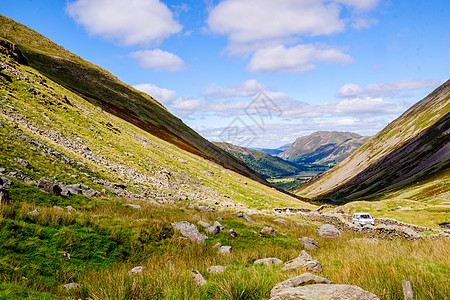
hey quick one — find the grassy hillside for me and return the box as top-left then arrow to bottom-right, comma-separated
214,142 -> 302,179
0,14 -> 266,185
296,80 -> 450,201
278,131 -> 369,166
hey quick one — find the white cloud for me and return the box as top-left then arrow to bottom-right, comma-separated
208,0 -> 344,47
246,44 -> 354,73
337,83 -> 364,97
66,0 -> 182,46
335,0 -> 379,11
133,83 -> 177,104
338,79 -> 441,98
129,49 -> 186,72
203,79 -> 268,98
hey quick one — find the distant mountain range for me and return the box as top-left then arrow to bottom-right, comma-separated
278,132 -> 370,165
215,131 -> 369,180
296,80 -> 450,201
213,142 -> 302,178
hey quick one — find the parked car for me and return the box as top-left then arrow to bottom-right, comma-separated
352,213 -> 374,226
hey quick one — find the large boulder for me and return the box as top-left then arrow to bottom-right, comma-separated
270,273 -> 331,298
0,177 -> 13,187
270,284 -> 379,300
282,250 -> 322,273
171,221 -> 208,244
317,224 -> 340,238
37,178 -> 62,195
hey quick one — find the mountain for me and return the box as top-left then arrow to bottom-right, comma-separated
214,142 -> 302,178
278,131 -> 370,165
0,14 -> 309,210
295,80 -> 450,201
0,14 -> 268,186
249,143 -> 292,156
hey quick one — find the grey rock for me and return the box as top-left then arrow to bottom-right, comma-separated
15,158 -> 30,168
212,242 -> 222,249
252,230 -> 262,237
0,168 -> 6,174
66,206 -> 76,212
299,237 -> 319,250
218,245 -> 232,254
197,221 -> 211,228
0,188 -> 10,204
270,273 -> 332,298
191,270 -> 207,286
83,188 -> 100,197
59,251 -> 71,260
213,221 -> 225,230
317,224 -> 340,238
282,250 -> 322,273
171,221 -> 208,244
227,228 -> 238,238
125,203 -> 142,210
206,225 -> 220,236
27,209 -> 39,216
237,211 -> 254,223
63,283 -> 80,291
274,218 -> 286,225
297,222 -> 309,227
270,284 -> 379,300
37,178 -> 62,195
129,266 -> 146,275
53,206 -> 64,210
0,177 -> 13,187
254,258 -> 283,265
261,226 -> 277,236
208,265 -> 226,273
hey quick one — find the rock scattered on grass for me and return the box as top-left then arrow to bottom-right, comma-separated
191,270 -> 207,286
0,188 -> 10,205
63,283 -> 80,291
218,246 -> 232,254
270,273 -> 332,298
206,225 -> 220,236
237,211 -> 254,223
274,218 -> 286,224
125,203 -> 142,210
299,237 -> 319,250
213,242 -> 222,249
171,221 -> 208,244
282,250 -> 322,273
227,228 -> 238,238
129,266 -> 146,275
317,224 -> 340,238
66,205 -> 76,212
207,265 -> 226,273
27,209 -> 39,216
261,226 -> 277,236
198,221 -> 211,228
254,258 -> 283,265
213,221 -> 225,230
269,284 -> 379,300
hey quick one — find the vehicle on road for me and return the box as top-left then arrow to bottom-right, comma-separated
352,213 -> 375,226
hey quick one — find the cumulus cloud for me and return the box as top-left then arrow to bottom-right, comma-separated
247,44 -> 354,73
338,79 -> 441,98
66,0 -> 182,46
129,49 -> 186,72
203,79 -> 268,98
133,83 -> 177,104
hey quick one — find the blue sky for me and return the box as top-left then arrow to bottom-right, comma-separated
1,0 -> 449,148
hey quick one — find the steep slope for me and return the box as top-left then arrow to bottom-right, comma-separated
278,131 -> 369,165
0,14 -> 266,185
296,80 -> 450,200
214,142 -> 302,178
0,16 -> 310,211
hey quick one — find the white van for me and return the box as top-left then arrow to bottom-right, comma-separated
352,213 -> 374,226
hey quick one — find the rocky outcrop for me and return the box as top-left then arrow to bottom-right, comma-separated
270,273 -> 331,298
0,39 -> 28,65
270,283 -> 379,300
171,221 -> 208,244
